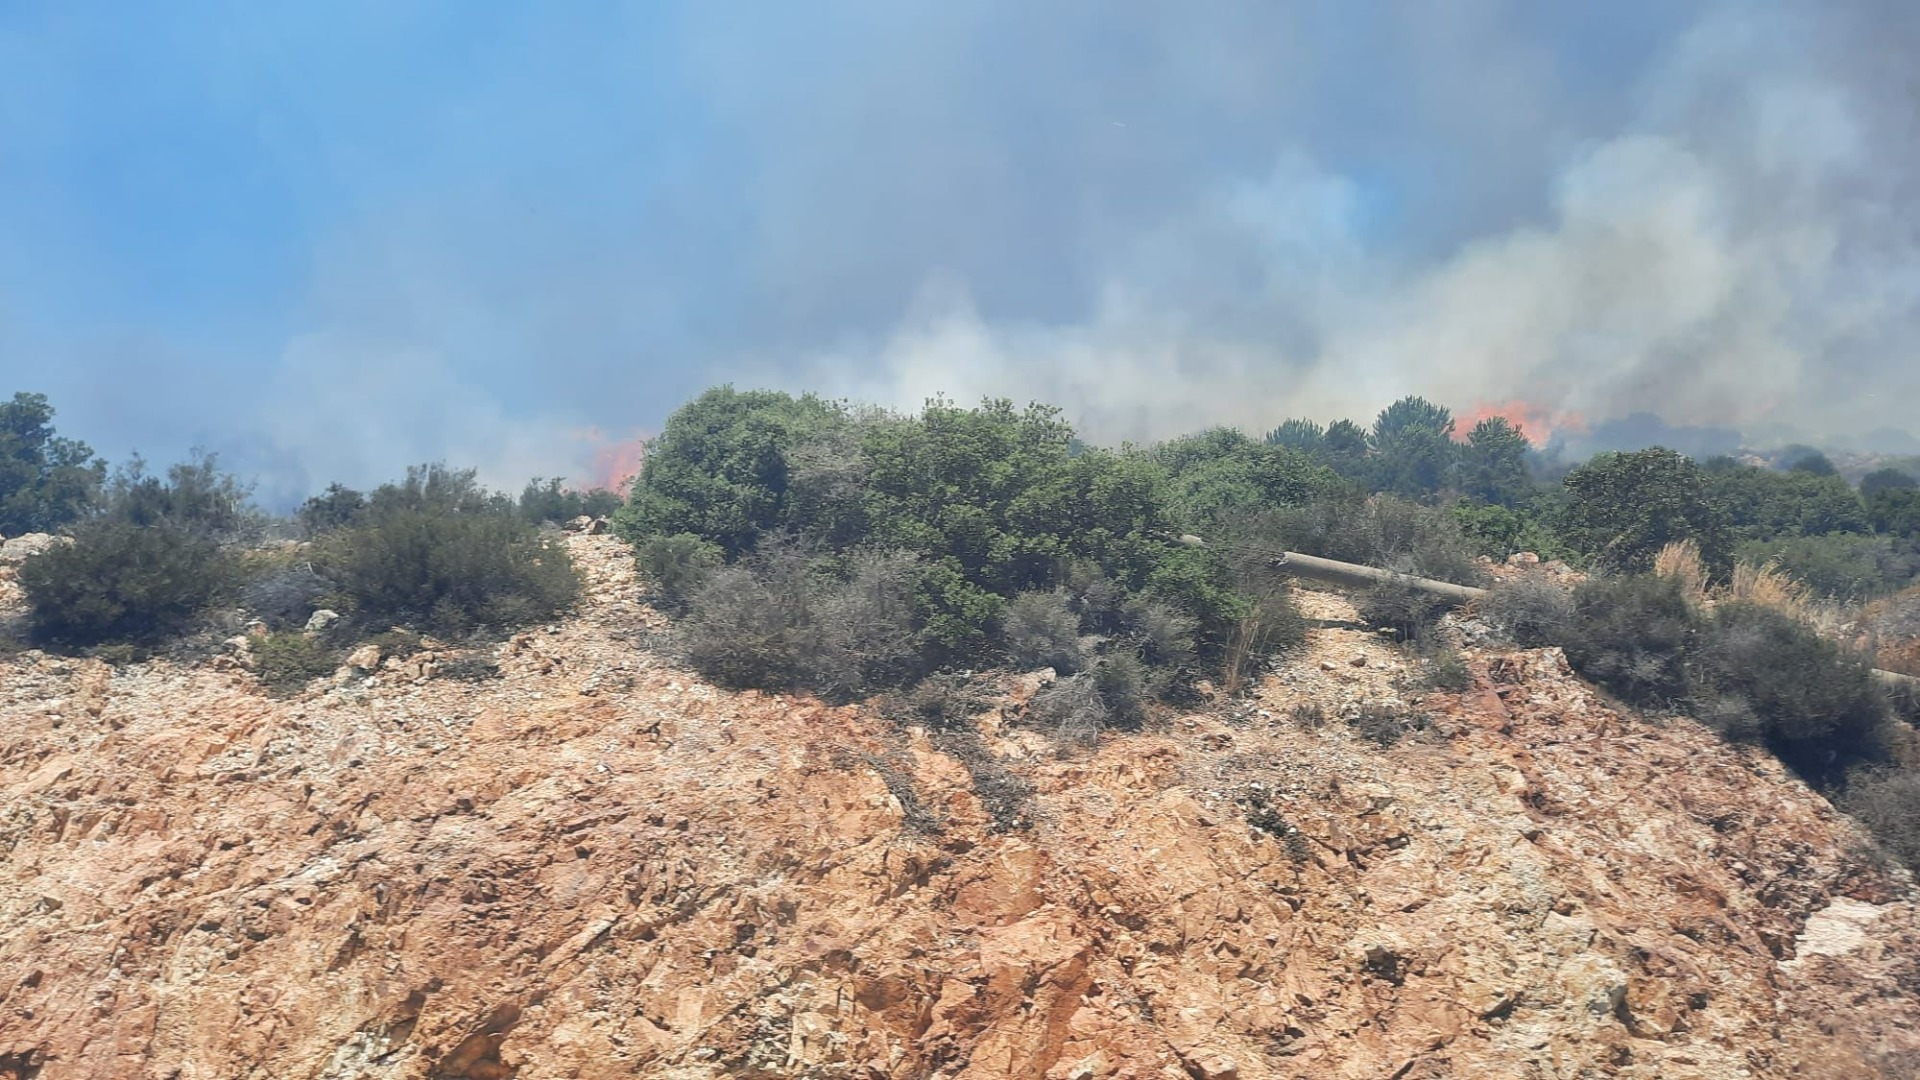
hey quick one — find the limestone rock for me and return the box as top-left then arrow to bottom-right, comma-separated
303,609 -> 341,634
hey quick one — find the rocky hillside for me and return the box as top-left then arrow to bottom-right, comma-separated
1,535 -> 1917,1078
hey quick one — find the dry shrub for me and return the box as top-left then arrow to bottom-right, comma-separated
1001,588 -> 1091,673
1653,540 -> 1709,607
1842,769 -> 1920,869
894,672 -> 993,730
1475,576 -> 1573,647
1028,673 -> 1109,749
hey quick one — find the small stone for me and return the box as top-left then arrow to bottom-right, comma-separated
1349,653 -> 1369,668
304,609 -> 341,634
345,644 -> 383,672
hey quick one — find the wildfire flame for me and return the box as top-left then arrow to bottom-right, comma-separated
1454,400 -> 1586,447
576,427 -> 648,493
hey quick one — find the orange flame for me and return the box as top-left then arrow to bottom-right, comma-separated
1454,400 -> 1587,447
575,427 -> 648,493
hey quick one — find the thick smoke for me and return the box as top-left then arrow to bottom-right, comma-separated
766,3 -> 1920,447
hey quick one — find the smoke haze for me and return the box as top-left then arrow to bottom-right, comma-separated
1,2 -> 1915,503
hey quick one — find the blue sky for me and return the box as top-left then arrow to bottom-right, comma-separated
3,1 -> 1915,504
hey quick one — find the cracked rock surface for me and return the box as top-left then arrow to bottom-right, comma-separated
1,535 -> 1916,1078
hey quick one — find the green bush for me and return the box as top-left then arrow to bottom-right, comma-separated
634,532 -> 724,611
18,522 -> 238,647
1703,463 -> 1869,542
1257,494 -> 1485,586
253,631 -> 338,696
1735,533 -> 1919,600
1860,468 -> 1918,500
316,472 -> 580,637
0,392 -> 104,535
1560,449 -> 1730,573
1449,501 -> 1567,562
614,386 -> 847,556
518,478 -> 621,524
1561,574 -> 1700,706
1692,602 -> 1889,780
297,483 -> 367,537
108,453 -> 255,540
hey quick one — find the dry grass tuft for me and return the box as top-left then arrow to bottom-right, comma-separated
1653,540 -> 1708,606
1724,560 -> 1816,621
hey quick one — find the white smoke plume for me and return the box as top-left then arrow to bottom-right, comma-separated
770,4 -> 1920,448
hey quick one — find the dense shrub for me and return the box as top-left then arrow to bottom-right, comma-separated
614,386 -> 847,556
1692,602 -> 1889,780
1449,501 -> 1567,562
1842,770 -> 1920,869
1355,580 -> 1452,641
1735,533 -> 1919,600
1257,494 -> 1484,586
1001,589 -> 1091,672
677,564 -> 807,688
239,551 -> 333,630
634,532 -> 724,611
315,469 -> 580,637
1154,427 -> 1344,524
810,548 -> 924,698
18,522 -> 237,647
297,483 -> 367,537
1860,468 -> 1918,500
518,478 -> 621,524
1476,577 -> 1574,647
1704,463 -> 1869,542
1560,449 -> 1730,573
0,392 -> 104,535
676,545 -> 921,697
1561,574 -> 1700,706
1870,488 -> 1920,539
252,631 -> 338,696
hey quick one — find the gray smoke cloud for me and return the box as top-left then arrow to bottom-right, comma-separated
6,0 -> 1914,506
751,2 -> 1920,447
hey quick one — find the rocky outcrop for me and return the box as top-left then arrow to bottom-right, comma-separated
0,536 -> 1915,1078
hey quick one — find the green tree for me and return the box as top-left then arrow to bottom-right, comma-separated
1702,464 -> 1868,541
1154,427 -> 1343,526
1559,448 -> 1731,573
1861,468 -> 1918,500
1264,418 -> 1325,453
1870,488 -> 1920,539
1369,396 -> 1457,498
0,392 -> 106,535
1458,416 -> 1534,507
